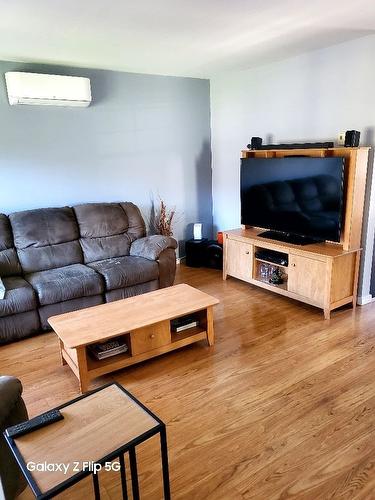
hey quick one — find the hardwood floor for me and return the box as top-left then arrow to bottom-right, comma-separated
2,264 -> 375,499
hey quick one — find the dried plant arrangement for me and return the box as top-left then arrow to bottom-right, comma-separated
150,198 -> 176,236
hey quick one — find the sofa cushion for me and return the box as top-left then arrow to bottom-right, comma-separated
0,248 -> 22,278
0,215 -> 13,250
9,207 -> 82,273
0,277 -> 37,317
88,256 -> 159,291
74,202 -> 146,263
39,295 -> 104,331
0,214 -> 22,277
25,264 -> 104,306
74,203 -> 129,238
105,280 -> 159,302
0,311 -> 40,344
120,202 -> 146,241
79,234 -> 132,264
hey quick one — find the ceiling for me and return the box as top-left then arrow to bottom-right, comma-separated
1,0 -> 374,78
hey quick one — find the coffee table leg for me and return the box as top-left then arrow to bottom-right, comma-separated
129,446 -> 140,500
59,339 -> 67,365
160,425 -> 171,500
206,306 -> 214,346
76,347 -> 89,393
119,454 -> 128,500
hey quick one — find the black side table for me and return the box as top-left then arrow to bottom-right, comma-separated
185,238 -> 208,267
4,382 -> 170,500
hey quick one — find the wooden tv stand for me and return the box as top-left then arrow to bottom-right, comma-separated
223,228 -> 360,319
223,146 -> 369,319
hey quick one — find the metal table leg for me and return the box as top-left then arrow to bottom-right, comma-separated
119,454 -> 128,500
160,426 -> 171,500
129,446 -> 140,500
92,472 -> 100,500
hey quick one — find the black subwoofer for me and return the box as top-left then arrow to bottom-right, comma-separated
185,239 -> 208,267
205,241 -> 223,270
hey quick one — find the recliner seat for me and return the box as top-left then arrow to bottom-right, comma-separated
0,215 -> 39,343
0,277 -> 36,316
10,207 -> 105,331
73,202 -> 174,303
88,256 -> 159,290
26,264 -> 104,306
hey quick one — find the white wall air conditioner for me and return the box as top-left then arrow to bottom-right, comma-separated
4,72 -> 92,107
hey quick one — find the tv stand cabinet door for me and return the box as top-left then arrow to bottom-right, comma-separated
288,254 -> 327,305
225,238 -> 253,282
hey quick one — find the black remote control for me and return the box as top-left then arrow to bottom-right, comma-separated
5,409 -> 64,438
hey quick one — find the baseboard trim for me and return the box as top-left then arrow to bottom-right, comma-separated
357,294 -> 374,305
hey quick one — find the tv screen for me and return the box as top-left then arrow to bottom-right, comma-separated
240,157 -> 345,242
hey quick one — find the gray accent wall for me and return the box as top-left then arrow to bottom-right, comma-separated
0,61 -> 213,256
211,35 -> 375,302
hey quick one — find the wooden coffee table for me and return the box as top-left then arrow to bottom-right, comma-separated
49,284 -> 219,392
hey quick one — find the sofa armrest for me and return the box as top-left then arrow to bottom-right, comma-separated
0,376 -> 25,426
130,235 -> 177,261
0,376 -> 28,500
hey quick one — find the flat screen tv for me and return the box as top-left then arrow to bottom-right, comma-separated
240,157 -> 345,244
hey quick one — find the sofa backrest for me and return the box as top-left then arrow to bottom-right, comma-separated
73,202 -> 146,263
0,214 -> 22,277
9,207 -> 82,274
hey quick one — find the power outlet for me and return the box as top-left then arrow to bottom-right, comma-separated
338,131 -> 346,146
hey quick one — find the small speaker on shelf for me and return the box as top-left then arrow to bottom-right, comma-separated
249,137 -> 262,150
345,130 -> 360,147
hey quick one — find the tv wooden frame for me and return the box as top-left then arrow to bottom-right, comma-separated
240,147 -> 370,251
223,147 -> 369,319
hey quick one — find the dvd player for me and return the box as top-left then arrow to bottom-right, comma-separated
255,249 -> 288,266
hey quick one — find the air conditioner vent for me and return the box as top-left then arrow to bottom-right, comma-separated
5,72 -> 92,107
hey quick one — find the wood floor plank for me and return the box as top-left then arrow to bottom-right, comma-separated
1,264 -> 375,499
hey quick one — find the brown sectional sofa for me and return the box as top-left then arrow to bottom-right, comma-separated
0,202 -> 177,344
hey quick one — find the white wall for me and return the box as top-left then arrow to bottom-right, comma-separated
211,34 -> 375,301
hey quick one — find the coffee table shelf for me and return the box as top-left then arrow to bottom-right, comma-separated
87,328 -> 207,374
49,284 -> 219,392
87,351 -> 132,371
171,326 -> 206,342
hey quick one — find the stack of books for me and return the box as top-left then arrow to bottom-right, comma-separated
88,338 -> 128,360
171,315 -> 199,333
